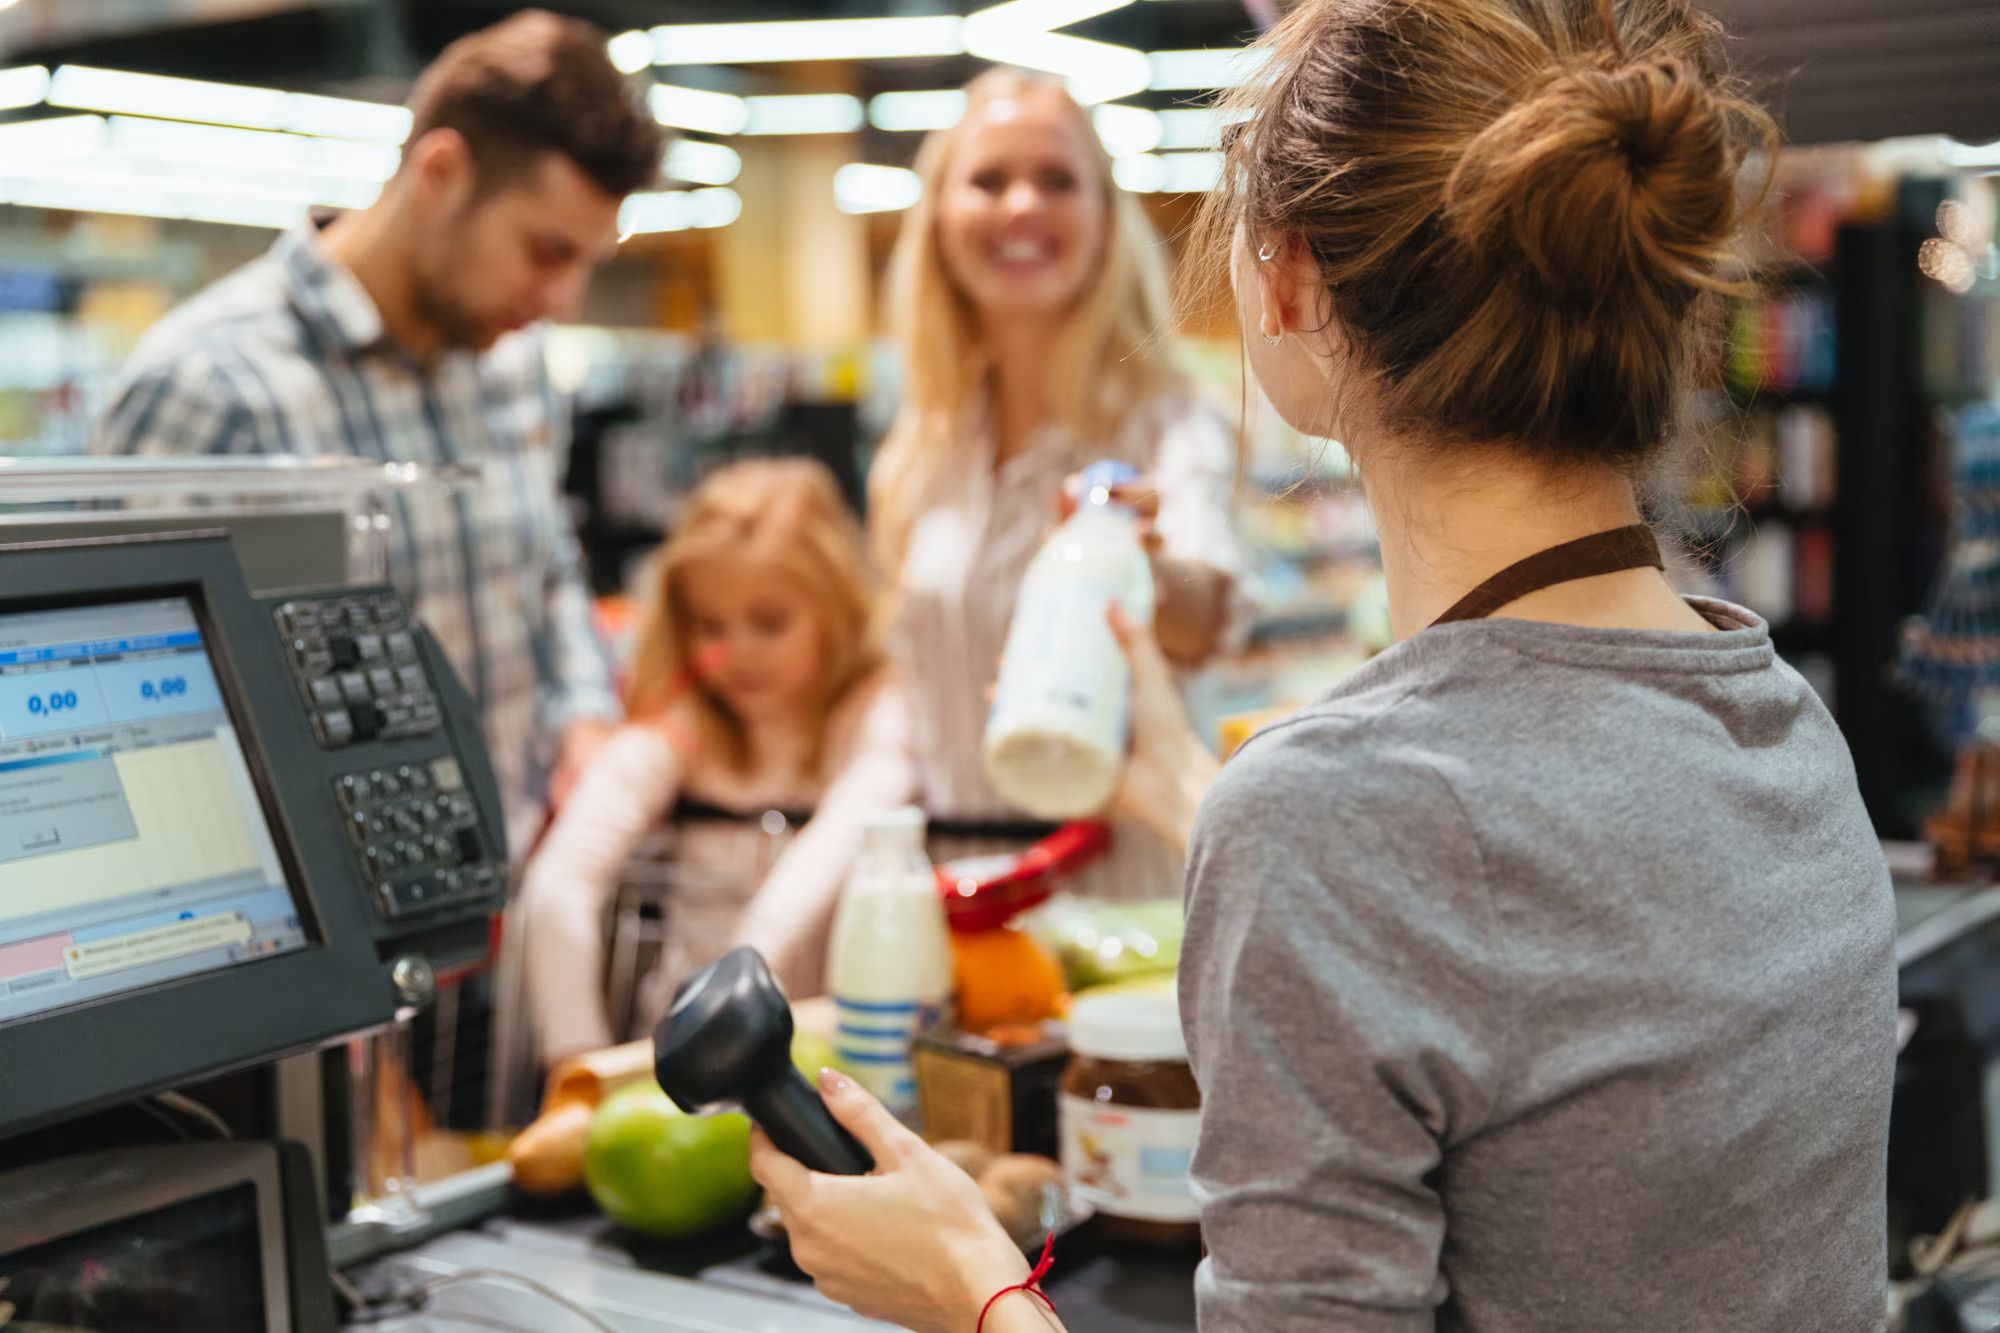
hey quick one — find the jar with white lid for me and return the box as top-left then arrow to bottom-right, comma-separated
1058,982 -> 1201,1247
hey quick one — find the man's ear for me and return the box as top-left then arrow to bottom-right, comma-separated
404,127 -> 477,211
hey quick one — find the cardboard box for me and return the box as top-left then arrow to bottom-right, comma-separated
913,1023 -> 1069,1158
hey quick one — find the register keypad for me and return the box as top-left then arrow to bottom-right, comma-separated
336,757 -> 500,920
273,595 -> 442,748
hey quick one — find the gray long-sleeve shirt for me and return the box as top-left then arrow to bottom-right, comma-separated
1182,599 -> 1893,1331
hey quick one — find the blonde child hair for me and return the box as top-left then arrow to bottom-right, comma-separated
624,457 -> 879,776
867,68 -> 1185,580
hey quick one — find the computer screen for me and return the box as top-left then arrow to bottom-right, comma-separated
0,595 -> 309,1026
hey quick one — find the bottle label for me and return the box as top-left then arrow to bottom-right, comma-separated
833,996 -> 939,1115
1059,1093 -> 1200,1222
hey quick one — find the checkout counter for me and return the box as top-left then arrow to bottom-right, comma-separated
0,460 -> 1201,1332
1,458 -> 1993,1331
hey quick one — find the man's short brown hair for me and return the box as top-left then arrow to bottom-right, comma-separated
406,9 -> 663,198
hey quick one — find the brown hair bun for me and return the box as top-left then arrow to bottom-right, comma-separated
1448,57 -> 1738,301
1188,0 -> 1778,467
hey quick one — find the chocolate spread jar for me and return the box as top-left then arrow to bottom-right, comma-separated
1058,984 -> 1201,1247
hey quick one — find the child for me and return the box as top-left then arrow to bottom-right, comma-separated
519,459 -> 912,1067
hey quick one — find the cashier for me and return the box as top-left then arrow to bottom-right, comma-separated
750,2 -> 1896,1330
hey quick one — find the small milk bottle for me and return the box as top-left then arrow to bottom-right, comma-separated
983,459 -> 1157,821
825,806 -> 952,1116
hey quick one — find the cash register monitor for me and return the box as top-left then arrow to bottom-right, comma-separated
0,535 -> 392,1136
0,595 -> 309,1023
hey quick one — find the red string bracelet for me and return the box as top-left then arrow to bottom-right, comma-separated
976,1231 -> 1058,1332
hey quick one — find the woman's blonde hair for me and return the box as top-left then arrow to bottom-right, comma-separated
1188,0 -> 1777,467
626,458 -> 879,776
869,68 -> 1184,578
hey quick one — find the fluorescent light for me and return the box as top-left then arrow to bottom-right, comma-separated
607,30 -> 655,75
1944,137 -> 2000,168
834,163 -> 922,214
1093,104 -> 1162,156
285,92 -> 411,143
967,0 -> 1134,27
963,2 -> 1149,104
664,139 -> 741,186
1113,150 -> 1221,192
618,187 -> 741,235
0,65 -> 50,112
1146,47 -> 1268,91
648,84 -> 749,136
869,90 -> 966,132
0,115 -> 107,166
1154,106 -> 1249,150
107,117 -> 399,181
46,65 -> 410,143
741,94 -> 864,137
964,28 -> 1150,104
648,17 -> 965,65
0,165 -> 314,230
50,65 -> 284,128
1112,154 -> 1162,192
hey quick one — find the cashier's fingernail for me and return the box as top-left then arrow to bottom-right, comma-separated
818,1067 -> 851,1095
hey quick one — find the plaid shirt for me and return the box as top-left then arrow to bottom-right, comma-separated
91,220 -> 619,851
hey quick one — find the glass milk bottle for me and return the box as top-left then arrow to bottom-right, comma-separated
825,806 -> 951,1116
983,459 -> 1157,821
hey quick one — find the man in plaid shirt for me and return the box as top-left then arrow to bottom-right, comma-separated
93,11 -> 664,852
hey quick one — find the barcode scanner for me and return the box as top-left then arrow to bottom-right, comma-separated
652,946 -> 874,1176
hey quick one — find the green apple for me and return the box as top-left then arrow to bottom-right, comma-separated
584,1082 -> 756,1239
790,1029 -> 843,1083
583,1031 -> 850,1239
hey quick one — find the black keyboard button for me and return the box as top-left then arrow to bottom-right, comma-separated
351,701 -> 384,741
453,827 -> 483,864
328,634 -> 361,668
318,709 -> 354,746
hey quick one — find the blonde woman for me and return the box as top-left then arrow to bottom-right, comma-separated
519,459 -> 912,1066
873,69 -> 1250,901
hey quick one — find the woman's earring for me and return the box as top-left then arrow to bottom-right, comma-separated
1260,328 -> 1284,346
1257,242 -> 1278,263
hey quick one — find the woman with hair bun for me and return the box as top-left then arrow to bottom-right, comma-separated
749,3 -> 1895,1330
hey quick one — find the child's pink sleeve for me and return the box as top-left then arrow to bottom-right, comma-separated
517,724 -> 685,1064
732,672 -> 919,997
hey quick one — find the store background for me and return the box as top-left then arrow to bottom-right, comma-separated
0,1 -> 1992,1316
0,0 -> 1996,1130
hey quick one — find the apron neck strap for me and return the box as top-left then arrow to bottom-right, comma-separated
1430,524 -> 1664,628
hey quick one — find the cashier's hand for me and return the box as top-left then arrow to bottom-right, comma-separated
751,1070 -> 1041,1333
1108,604 -> 1217,859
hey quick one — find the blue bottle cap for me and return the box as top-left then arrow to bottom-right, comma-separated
1080,459 -> 1140,507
